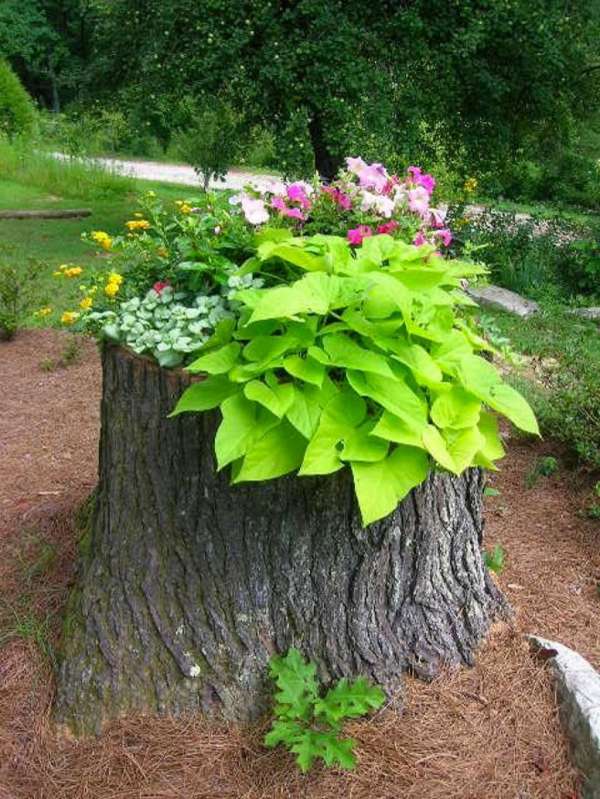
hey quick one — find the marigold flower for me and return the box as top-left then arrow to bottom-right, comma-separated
125,219 -> 151,231
60,311 -> 79,325
107,272 -> 124,286
63,266 -> 83,278
91,231 -> 113,251
105,282 -> 120,298
79,296 -> 93,310
34,306 -> 52,318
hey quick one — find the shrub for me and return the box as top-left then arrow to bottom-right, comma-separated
484,308 -> 600,470
173,97 -> 239,190
0,260 -> 45,340
449,207 -> 600,301
0,60 -> 36,139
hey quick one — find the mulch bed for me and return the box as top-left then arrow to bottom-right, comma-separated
1,328 -> 599,798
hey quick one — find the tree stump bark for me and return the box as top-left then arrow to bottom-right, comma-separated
55,345 -> 508,735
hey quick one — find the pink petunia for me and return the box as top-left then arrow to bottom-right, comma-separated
377,221 -> 399,235
408,186 -> 430,217
429,207 -> 447,228
241,194 -> 269,225
347,225 -> 373,246
436,228 -> 453,247
357,163 -> 389,193
413,231 -> 427,246
324,186 -> 352,210
286,182 -> 312,209
408,166 -> 436,195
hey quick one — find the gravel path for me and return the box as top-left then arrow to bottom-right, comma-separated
52,152 -> 285,193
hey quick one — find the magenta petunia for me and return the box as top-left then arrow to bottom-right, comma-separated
436,228 -> 453,247
286,182 -> 311,209
412,231 -> 427,246
377,221 -> 399,235
347,225 -> 373,246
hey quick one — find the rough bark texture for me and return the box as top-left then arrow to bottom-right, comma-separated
55,345 -> 507,735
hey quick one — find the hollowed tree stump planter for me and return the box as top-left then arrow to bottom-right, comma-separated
55,344 -> 507,735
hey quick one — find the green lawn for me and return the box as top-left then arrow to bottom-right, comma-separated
0,178 -> 212,320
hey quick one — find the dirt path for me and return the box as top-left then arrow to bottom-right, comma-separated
1,329 -> 599,797
51,152 -> 286,193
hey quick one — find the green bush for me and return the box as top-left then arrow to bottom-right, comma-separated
450,208 -> 600,301
0,60 -> 36,139
484,308 -> 600,470
173,97 -> 239,190
0,259 -> 45,340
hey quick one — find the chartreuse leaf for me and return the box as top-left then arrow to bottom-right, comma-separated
456,355 -> 539,435
283,354 -> 325,387
430,386 -> 481,430
265,649 -> 384,773
340,422 -> 389,462
187,341 -> 242,374
375,335 -> 443,387
473,411 -> 506,469
169,375 -> 239,415
299,389 -> 366,475
347,370 -> 428,434
214,394 -> 279,469
422,425 -> 458,473
234,419 -> 307,481
262,241 -> 329,272
243,380 -> 293,417
322,333 -> 395,378
444,426 -> 485,473
370,411 -> 424,448
351,446 -> 429,526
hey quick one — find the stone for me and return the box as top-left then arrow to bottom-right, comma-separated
569,307 -> 600,321
529,635 -> 600,798
466,285 -> 539,317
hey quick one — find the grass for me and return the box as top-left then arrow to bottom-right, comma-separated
474,304 -> 600,470
0,162 -> 213,323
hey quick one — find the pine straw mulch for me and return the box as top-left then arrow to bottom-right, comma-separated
1,328 -> 599,799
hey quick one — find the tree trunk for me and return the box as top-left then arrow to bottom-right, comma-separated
308,112 -> 341,182
55,345 -> 508,735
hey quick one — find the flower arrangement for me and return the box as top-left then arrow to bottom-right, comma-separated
49,157 -> 537,525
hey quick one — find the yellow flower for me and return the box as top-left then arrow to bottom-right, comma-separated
60,311 -> 79,325
79,296 -> 93,310
463,177 -> 478,194
105,282 -> 120,298
157,246 -> 169,258
134,212 -> 143,218
34,306 -> 52,318
107,272 -> 124,286
125,219 -> 151,231
91,230 -> 113,251
179,203 -> 192,215
146,190 -> 157,198
63,266 -> 83,278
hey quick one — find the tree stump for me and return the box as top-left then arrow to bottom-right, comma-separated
55,345 -> 507,735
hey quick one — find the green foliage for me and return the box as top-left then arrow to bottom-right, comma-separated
480,307 -> 600,471
173,97 -> 239,190
526,456 -> 559,488
0,59 -> 35,138
484,544 -> 506,575
173,231 -> 537,526
264,648 -> 384,772
483,486 -> 501,497
450,208 -> 600,301
0,259 -> 45,339
0,137 -> 135,200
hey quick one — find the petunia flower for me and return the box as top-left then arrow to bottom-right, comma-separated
408,166 -> 436,195
347,225 -> 373,246
408,186 -> 430,217
361,191 -> 395,218
436,228 -> 453,247
413,231 -> 427,246
377,221 -> 399,235
286,182 -> 312,208
241,194 -> 269,225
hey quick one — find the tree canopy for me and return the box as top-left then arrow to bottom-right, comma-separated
2,0 -> 599,175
